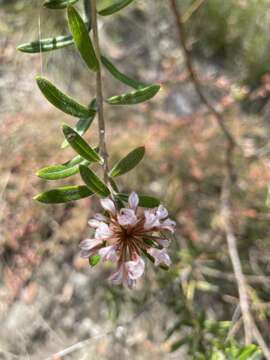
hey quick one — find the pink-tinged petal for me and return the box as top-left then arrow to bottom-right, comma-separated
159,219 -> 176,233
156,205 -> 168,220
79,239 -> 102,259
109,259 -> 143,288
95,223 -> 112,241
126,256 -> 145,280
94,213 -> 108,222
110,265 -> 135,288
128,192 -> 139,210
109,264 -> 125,285
100,198 -> 116,215
125,276 -> 135,289
117,209 -> 138,227
79,238 -> 101,250
144,210 -> 160,230
155,238 -> 171,248
88,219 -> 101,228
147,248 -> 172,267
79,249 -> 96,259
99,245 -> 118,262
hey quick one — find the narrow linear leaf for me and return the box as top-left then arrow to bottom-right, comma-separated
17,35 -> 73,53
109,146 -> 145,177
170,338 -> 189,352
266,186 -> 270,208
165,321 -> 182,340
106,84 -> 160,105
36,156 -> 90,180
43,0 -> 79,9
79,165 -> 110,197
101,56 -> 144,89
63,154 -> 84,167
62,124 -> 103,164
117,193 -> 160,208
61,99 -> 97,148
237,345 -> 261,360
36,76 -> 94,118
98,0 -> 136,16
34,185 -> 93,203
68,6 -> 99,72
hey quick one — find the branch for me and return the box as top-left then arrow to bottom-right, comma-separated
220,175 -> 253,344
90,0 -> 109,183
182,0 -> 206,23
169,0 -> 237,149
168,1 -> 270,354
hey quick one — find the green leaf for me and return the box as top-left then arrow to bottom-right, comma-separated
266,186 -> 270,208
116,193 -> 160,208
62,124 -> 103,163
109,146 -> 145,177
34,185 -> 93,203
170,338 -> 189,352
106,84 -> 160,105
98,0 -> 136,16
61,99 -> 97,148
36,156 -> 90,180
17,35 -> 73,53
101,56 -> 144,89
79,165 -> 110,197
43,0 -> 79,9
165,320 -> 182,340
89,254 -> 101,267
237,345 -> 261,360
36,76 -> 94,118
211,351 -> 225,360
68,6 -> 99,72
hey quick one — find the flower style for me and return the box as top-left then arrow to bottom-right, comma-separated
79,192 -> 176,288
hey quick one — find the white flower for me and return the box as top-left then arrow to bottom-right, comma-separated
88,219 -> 101,228
100,198 -> 116,215
155,238 -> 171,248
144,210 -> 160,230
79,192 -> 175,288
95,213 -> 108,222
156,205 -> 168,219
117,208 -> 138,227
110,256 -> 145,288
147,248 -> 172,267
79,238 -> 102,258
126,256 -> 145,279
95,223 -> 112,241
128,192 -> 139,210
99,245 -> 117,262
159,219 -> 176,233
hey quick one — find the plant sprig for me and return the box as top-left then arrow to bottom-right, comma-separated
18,0 -> 161,206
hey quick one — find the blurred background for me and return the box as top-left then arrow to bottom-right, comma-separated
1,0 -> 270,358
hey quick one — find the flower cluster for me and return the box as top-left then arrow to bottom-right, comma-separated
79,192 -> 176,288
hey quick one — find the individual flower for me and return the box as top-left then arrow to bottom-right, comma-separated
79,192 -> 176,288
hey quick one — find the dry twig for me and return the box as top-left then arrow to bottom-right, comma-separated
168,0 -> 270,355
182,0 -> 207,23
